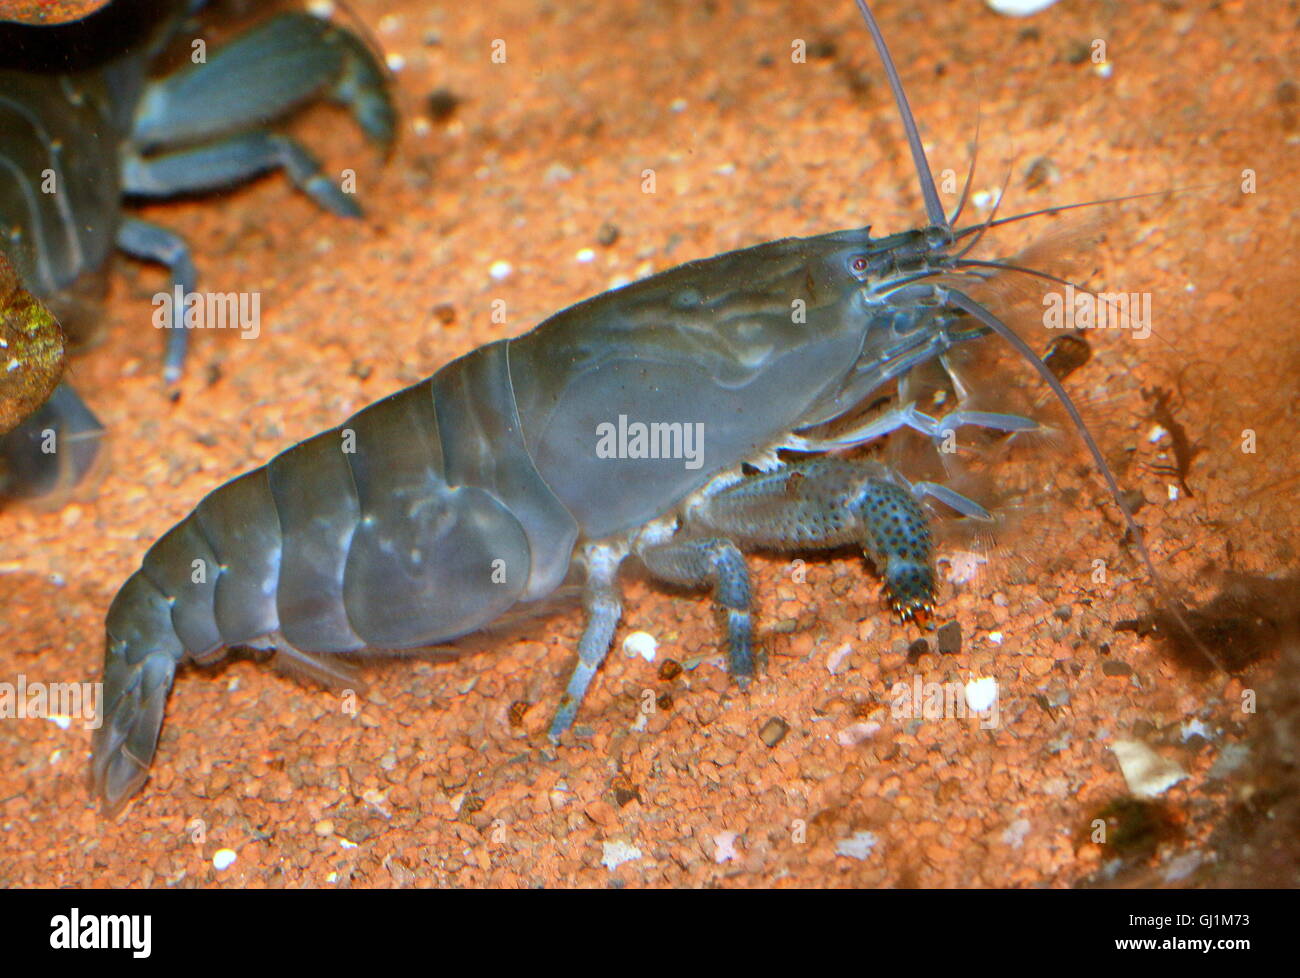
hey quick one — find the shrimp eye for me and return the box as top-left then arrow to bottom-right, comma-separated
850,256 -> 869,273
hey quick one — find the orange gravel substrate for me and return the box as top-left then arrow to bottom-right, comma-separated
1,0 -> 1296,888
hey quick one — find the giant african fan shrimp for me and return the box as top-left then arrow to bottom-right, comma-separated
90,0 -> 1202,813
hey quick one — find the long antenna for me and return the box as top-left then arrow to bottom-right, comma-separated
854,1 -> 947,228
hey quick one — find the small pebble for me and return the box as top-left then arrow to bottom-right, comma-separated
713,832 -> 740,864
906,638 -> 930,663
1110,740 -> 1188,798
837,721 -> 880,747
826,642 -> 854,675
1206,742 -> 1251,780
1023,156 -> 1059,190
426,88 -> 462,122
657,658 -> 682,681
1162,851 -> 1203,884
212,848 -> 237,871
597,222 -> 620,247
544,162 -> 574,184
601,840 -> 642,871
759,716 -> 790,748
1001,818 -> 1032,848
835,831 -> 878,861
936,621 -> 962,655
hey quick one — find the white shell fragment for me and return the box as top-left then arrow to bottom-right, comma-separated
622,630 -> 658,661
1110,740 -> 1189,798
985,0 -> 1063,16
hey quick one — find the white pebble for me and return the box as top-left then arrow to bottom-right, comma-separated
837,721 -> 880,746
575,248 -> 596,264
713,832 -> 739,864
212,848 -> 237,871
385,52 -> 406,73
985,0 -> 1062,15
987,631 -> 1004,645
965,676 -> 999,713
544,162 -> 574,184
1001,818 -> 1032,848
826,642 -> 854,675
489,260 -> 512,280
622,630 -> 658,661
1163,850 -> 1203,883
1147,424 -> 1168,443
835,830 -> 878,861
601,840 -> 642,870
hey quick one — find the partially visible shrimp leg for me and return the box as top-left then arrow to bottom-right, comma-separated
548,544 -> 624,741
115,217 -> 197,383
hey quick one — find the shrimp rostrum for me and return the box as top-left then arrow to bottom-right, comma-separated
92,0 -> 1161,812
